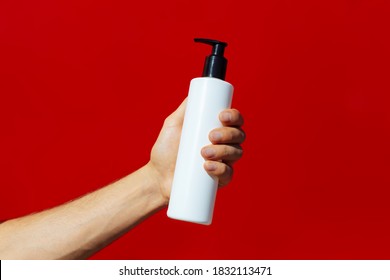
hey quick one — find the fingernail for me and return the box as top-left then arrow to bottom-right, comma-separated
205,162 -> 217,171
210,132 -> 222,141
203,147 -> 215,158
221,112 -> 232,122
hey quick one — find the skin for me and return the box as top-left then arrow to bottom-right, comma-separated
0,99 -> 245,259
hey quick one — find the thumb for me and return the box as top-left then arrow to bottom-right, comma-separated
163,98 -> 187,127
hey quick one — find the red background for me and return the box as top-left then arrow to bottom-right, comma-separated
1,0 -> 390,259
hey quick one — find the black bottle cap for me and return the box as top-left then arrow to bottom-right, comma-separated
194,38 -> 228,80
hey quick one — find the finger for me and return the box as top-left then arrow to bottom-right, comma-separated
209,127 -> 246,144
204,161 -> 233,187
219,108 -> 244,127
163,98 -> 187,127
201,144 -> 243,162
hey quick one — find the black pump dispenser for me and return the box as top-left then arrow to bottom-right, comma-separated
194,38 -> 228,81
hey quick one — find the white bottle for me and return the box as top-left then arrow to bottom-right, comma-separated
167,38 -> 234,225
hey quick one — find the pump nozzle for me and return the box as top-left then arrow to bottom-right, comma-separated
194,38 -> 228,80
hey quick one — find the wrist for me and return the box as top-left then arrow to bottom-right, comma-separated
143,162 -> 170,208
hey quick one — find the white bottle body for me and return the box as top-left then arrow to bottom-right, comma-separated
167,77 -> 233,225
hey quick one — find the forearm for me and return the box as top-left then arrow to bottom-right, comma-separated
0,164 -> 165,259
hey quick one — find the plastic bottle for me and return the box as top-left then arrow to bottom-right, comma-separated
167,38 -> 234,225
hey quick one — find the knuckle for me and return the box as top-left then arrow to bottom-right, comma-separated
216,163 -> 226,176
231,108 -> 240,116
229,129 -> 236,141
223,145 -> 230,158
232,109 -> 241,122
163,114 -> 179,127
163,116 -> 173,126
239,113 -> 244,125
239,146 -> 244,157
224,163 -> 233,176
224,165 -> 233,182
218,166 -> 233,187
228,166 -> 234,177
236,146 -> 243,158
240,129 -> 246,141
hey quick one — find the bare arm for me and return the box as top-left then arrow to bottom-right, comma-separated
0,165 -> 164,259
0,99 -> 245,259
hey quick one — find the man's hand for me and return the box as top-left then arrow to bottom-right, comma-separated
148,98 -> 245,205
0,97 -> 245,259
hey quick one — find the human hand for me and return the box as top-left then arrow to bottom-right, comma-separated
147,98 -> 245,205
